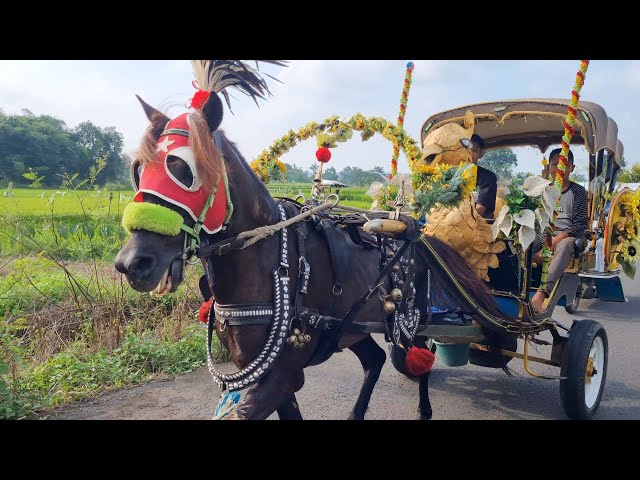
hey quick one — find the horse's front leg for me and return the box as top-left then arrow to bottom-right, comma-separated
233,366 -> 305,420
347,335 -> 387,420
417,371 -> 433,420
276,394 -> 303,420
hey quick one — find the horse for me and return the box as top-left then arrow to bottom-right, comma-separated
114,61 -> 512,420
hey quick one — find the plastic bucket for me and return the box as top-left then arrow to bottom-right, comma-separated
433,340 -> 469,367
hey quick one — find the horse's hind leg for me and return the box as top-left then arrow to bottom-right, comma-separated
277,395 -> 303,420
418,372 -> 433,420
347,335 -> 386,420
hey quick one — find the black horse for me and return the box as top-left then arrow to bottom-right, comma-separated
115,62 -> 511,420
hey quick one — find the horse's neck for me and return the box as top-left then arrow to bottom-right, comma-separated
220,132 -> 279,234
206,133 -> 282,304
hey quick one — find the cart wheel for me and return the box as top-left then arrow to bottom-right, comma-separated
564,295 -> 580,314
560,320 -> 608,419
565,283 -> 582,314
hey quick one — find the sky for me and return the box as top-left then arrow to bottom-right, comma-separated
1,60 -> 639,179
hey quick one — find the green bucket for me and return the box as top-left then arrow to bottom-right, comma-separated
433,341 -> 469,367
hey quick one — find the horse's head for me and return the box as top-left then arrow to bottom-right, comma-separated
421,110 -> 475,165
115,92 -> 231,293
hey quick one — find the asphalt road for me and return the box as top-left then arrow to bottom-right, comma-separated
49,275 -> 640,420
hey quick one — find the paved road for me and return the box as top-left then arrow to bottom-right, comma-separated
49,275 -> 640,420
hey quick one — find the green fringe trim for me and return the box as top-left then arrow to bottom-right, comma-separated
122,202 -> 183,236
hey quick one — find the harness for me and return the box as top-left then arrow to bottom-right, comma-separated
196,191 -> 426,392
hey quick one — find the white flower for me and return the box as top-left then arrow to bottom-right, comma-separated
522,174 -> 561,219
523,175 -> 551,197
513,209 -> 537,250
493,205 -> 513,240
542,184 -> 561,219
535,207 -> 550,232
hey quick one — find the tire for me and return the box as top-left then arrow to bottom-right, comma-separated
565,295 -> 580,314
560,320 -> 608,419
565,283 -> 582,314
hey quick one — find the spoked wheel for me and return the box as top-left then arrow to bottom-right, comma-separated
560,320 -> 608,419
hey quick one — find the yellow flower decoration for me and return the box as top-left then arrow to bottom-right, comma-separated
251,114 -> 423,183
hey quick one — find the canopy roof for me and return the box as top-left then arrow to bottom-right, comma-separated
420,98 -> 624,165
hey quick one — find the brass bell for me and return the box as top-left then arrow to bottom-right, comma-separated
288,335 -> 297,344
390,288 -> 403,302
304,334 -> 311,343
297,334 -> 306,344
293,328 -> 301,336
383,301 -> 396,315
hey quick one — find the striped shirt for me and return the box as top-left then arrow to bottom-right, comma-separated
554,181 -> 589,238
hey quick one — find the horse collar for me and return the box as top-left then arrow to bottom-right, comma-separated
206,202 -> 294,392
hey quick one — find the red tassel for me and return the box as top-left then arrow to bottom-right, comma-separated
199,298 -> 213,324
405,346 -> 435,376
315,147 -> 332,163
190,90 -> 211,110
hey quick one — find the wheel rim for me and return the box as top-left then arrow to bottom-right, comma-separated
585,336 -> 605,409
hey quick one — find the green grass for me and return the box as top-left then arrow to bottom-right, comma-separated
0,188 -> 132,217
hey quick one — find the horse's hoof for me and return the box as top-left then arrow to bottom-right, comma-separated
417,410 -> 432,421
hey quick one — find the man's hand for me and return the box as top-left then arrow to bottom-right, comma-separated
475,203 -> 487,217
552,231 -> 570,248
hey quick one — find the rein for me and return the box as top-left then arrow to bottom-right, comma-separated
196,199 -> 335,258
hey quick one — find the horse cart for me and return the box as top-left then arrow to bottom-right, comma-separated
116,60 -> 635,420
387,97 -> 631,420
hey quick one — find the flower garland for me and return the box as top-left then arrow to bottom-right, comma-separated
540,60 -> 590,292
555,60 -> 589,191
251,113 -> 423,179
390,62 -> 415,179
250,157 -> 286,183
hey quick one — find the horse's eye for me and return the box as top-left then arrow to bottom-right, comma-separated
166,155 -> 195,189
460,138 -> 471,148
130,159 -> 143,192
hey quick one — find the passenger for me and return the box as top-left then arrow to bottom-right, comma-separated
531,148 -> 589,313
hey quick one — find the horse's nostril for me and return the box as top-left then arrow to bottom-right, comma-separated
128,255 -> 157,277
115,258 -> 128,274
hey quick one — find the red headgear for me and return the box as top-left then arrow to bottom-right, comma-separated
132,113 -> 230,234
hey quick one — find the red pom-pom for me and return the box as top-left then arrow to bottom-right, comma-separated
405,346 -> 435,376
315,147 -> 332,163
199,298 -> 213,324
190,90 -> 211,110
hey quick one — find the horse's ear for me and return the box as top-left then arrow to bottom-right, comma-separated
463,110 -> 475,134
202,92 -> 224,132
136,95 -> 170,125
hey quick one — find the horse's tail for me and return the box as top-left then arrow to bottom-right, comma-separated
416,235 -> 508,325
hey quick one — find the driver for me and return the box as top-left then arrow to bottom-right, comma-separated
531,148 -> 589,313
470,134 -> 497,221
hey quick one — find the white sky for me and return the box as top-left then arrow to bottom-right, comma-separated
1,60 -> 638,178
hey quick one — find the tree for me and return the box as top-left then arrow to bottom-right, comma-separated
0,113 -> 82,186
0,112 -> 127,187
323,166 -> 339,180
283,163 -> 312,183
618,163 -> 640,183
478,147 -> 518,180
72,121 -> 125,184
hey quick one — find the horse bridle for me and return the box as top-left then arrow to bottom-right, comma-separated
168,131 -> 232,276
